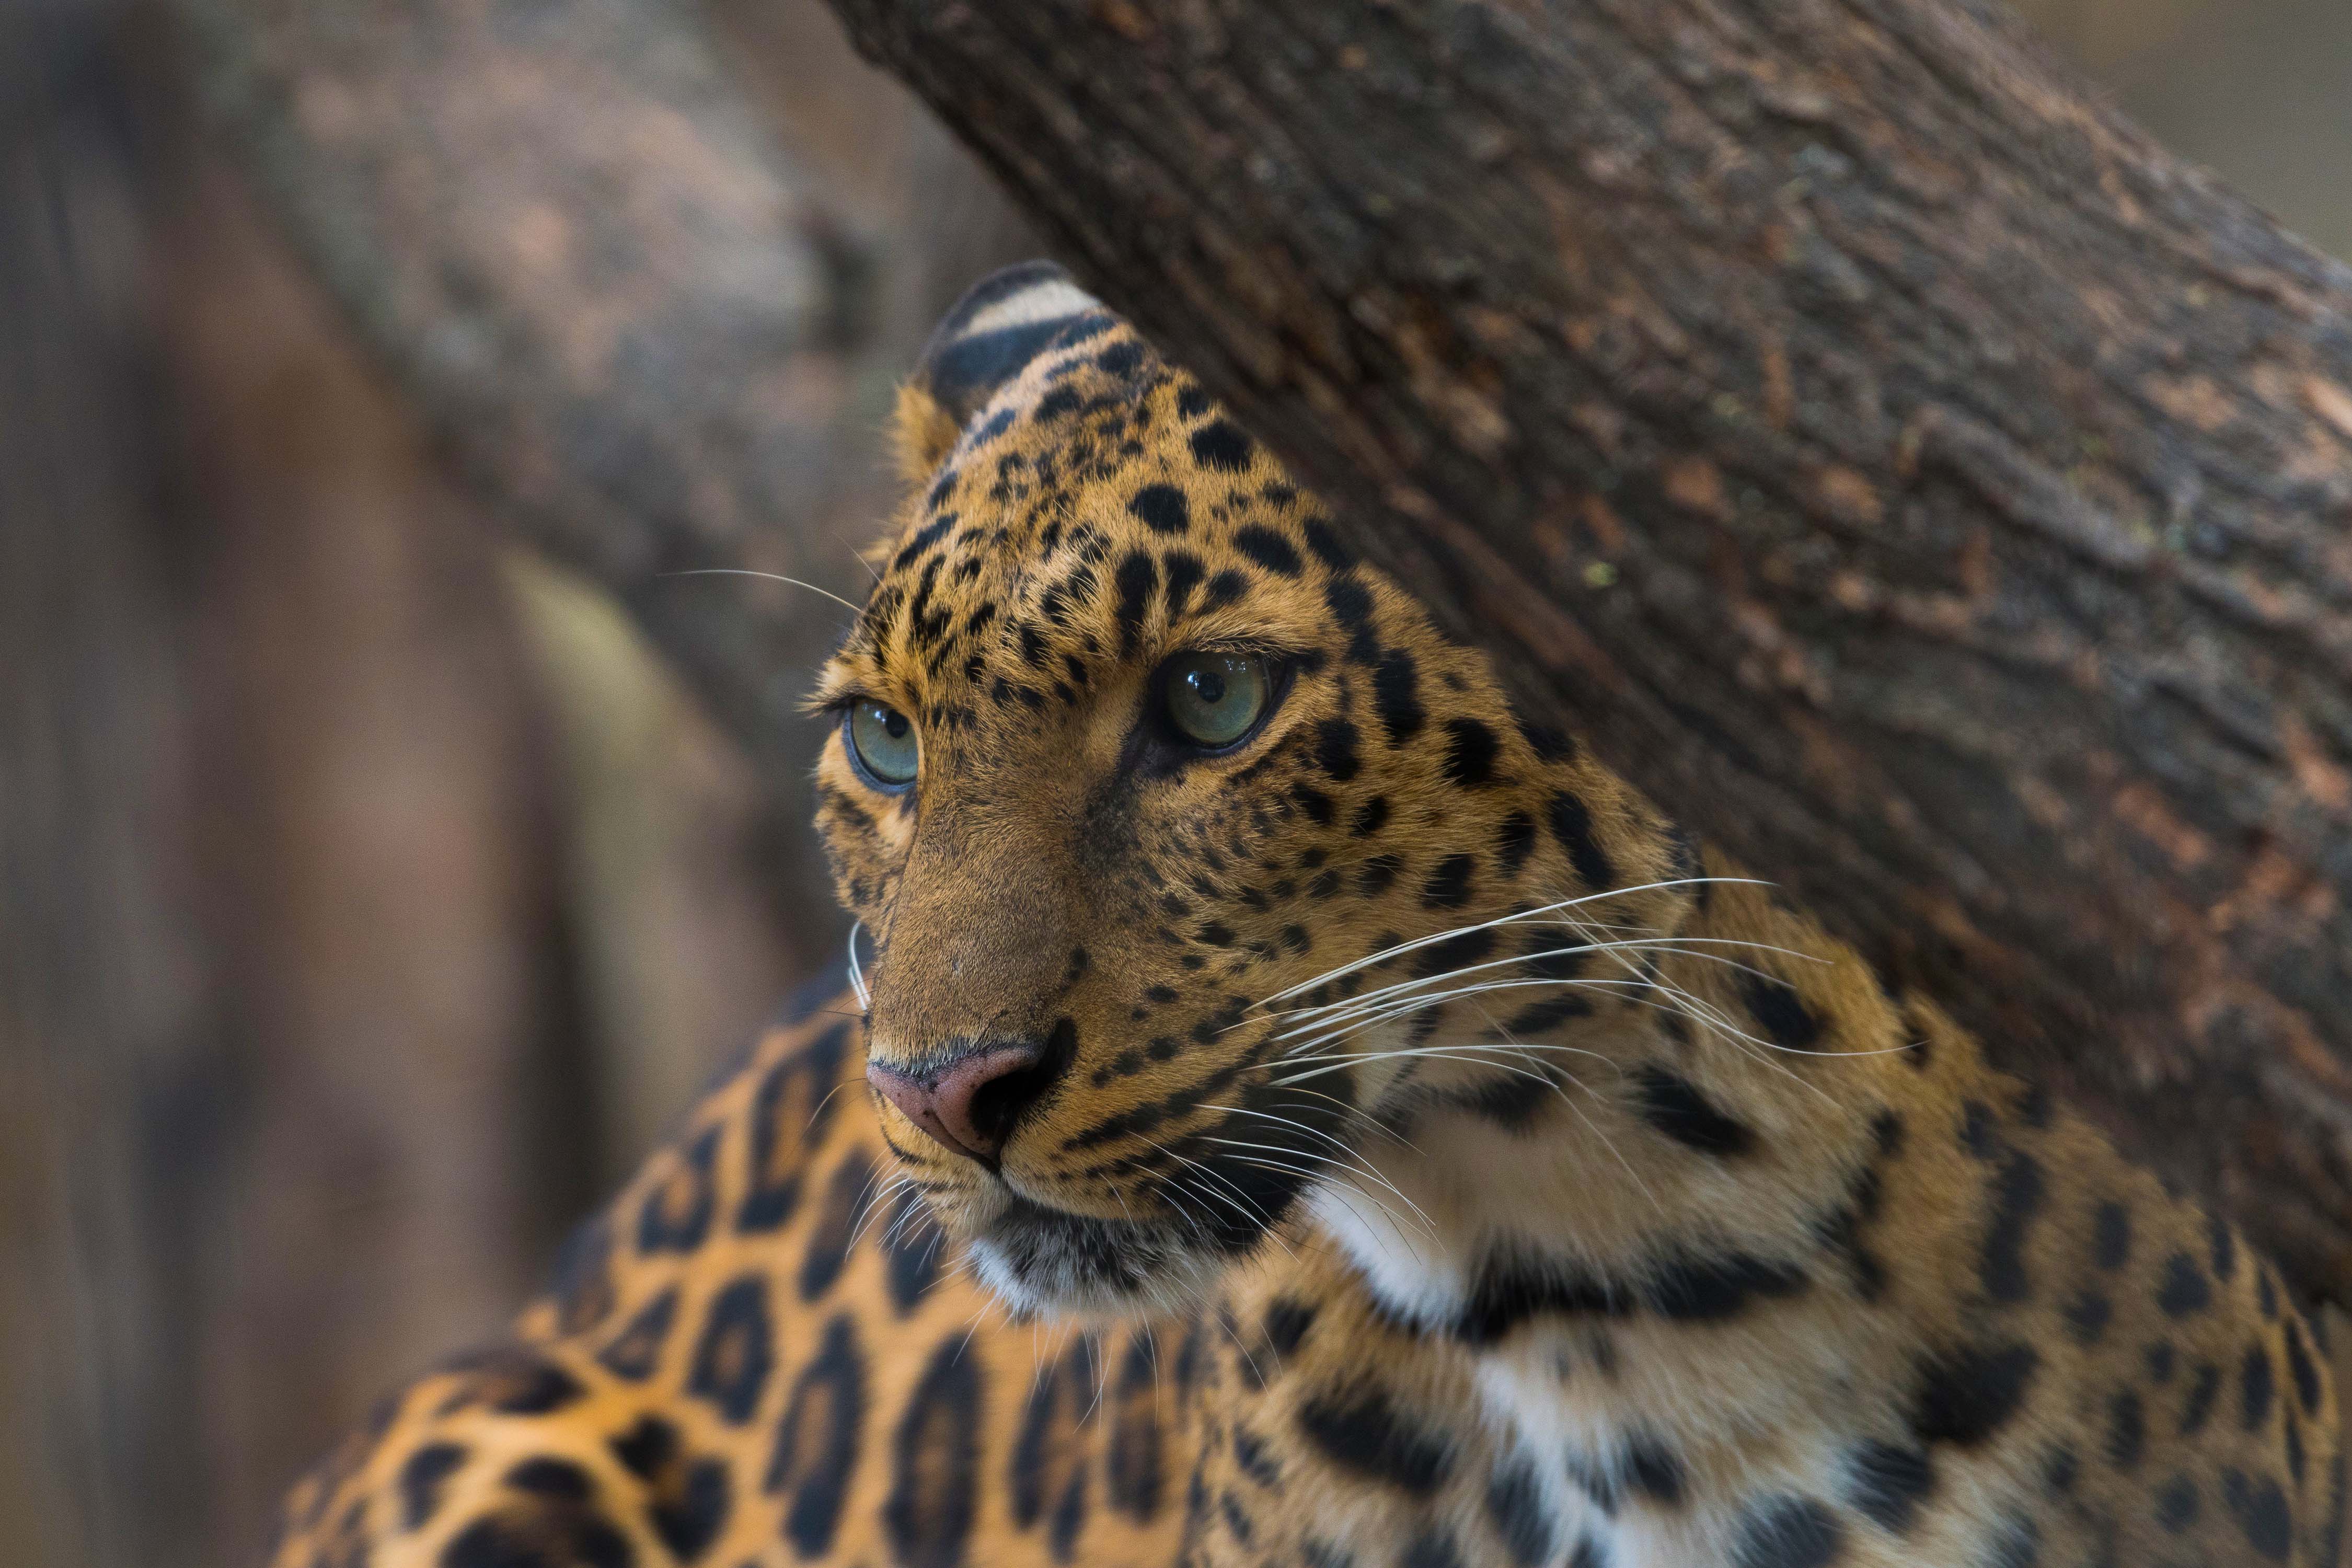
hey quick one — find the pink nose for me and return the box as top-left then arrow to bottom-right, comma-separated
867,1041 -> 1048,1166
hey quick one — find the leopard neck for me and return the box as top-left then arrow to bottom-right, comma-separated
1294,866 -> 1987,1350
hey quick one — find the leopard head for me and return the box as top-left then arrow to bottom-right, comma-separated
814,264 -> 1693,1317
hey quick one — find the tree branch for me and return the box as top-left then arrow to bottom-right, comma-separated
821,0 -> 2352,1297
174,0 -> 893,924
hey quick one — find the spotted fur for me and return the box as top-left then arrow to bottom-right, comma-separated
270,266 -> 2341,1568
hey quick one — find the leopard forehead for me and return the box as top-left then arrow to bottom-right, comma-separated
818,321 -> 1369,723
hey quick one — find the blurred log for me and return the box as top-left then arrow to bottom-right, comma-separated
851,0 -> 2352,1300
2,10 -> 616,1565
172,0 -> 884,935
161,156 -> 591,1562
1,13 -> 216,1566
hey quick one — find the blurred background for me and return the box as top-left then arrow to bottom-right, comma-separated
2,2 -> 2346,1565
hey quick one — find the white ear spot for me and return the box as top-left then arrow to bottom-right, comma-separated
959,279 -> 1102,339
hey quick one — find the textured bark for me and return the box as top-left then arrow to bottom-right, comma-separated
820,0 -> 2352,1298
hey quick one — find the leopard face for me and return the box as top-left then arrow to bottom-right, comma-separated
814,266 -> 1690,1317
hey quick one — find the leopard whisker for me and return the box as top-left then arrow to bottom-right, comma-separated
846,920 -> 872,1009
1252,878 -> 1767,1010
659,567 -> 866,615
1262,936 -> 1826,1042
1195,1124 -> 1434,1235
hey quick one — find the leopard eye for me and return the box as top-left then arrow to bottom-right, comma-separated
845,699 -> 919,788
1162,651 -> 1271,749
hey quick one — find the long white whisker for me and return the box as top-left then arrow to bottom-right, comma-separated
659,567 -> 864,615
1263,936 -> 1826,1043
1252,878 -> 1767,1009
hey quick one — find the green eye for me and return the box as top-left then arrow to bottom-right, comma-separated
846,699 -> 919,788
1162,651 -> 1272,748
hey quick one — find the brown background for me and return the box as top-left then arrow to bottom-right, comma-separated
0,3 -> 2343,1566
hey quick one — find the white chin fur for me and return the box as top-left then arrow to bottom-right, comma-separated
1304,1178 -> 1466,1329
966,1226 -> 1230,1323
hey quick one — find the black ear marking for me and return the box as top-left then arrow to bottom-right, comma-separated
894,261 -> 1110,477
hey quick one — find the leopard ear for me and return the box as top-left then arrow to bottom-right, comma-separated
891,260 -> 1108,483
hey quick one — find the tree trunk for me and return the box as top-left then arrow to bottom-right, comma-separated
817,1 -> 2352,1300
177,0 -> 2352,1299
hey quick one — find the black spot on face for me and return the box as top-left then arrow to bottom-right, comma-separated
1740,972 -> 1823,1053
1190,420 -> 1253,472
1441,718 -> 1502,787
2210,1211 -> 2238,1282
2222,1467 -> 2293,1562
1113,549 -> 1157,654
2062,1289 -> 2112,1345
1352,797 -> 1391,836
1632,1064 -> 1756,1158
2092,1200 -> 2131,1270
1422,855 -> 1475,908
1544,791 -> 1615,891
1979,1150 -> 2046,1305
2243,1341 -> 2276,1431
1295,1389 -> 1451,1496
1412,926 -> 1495,979
2182,1359 -> 2223,1435
2158,1252 -> 2213,1317
2287,1319 -> 2324,1416
1846,1439 -> 1933,1535
1911,1340 -> 2038,1447
1494,812 -> 1537,878
1264,1298 -> 1318,1358
1371,650 -> 1426,744
1316,720 -> 1363,781
2106,1387 -> 2145,1468
1124,482 -> 1185,536
1730,1495 -> 1845,1568
2150,1472 -> 2200,1532
1232,525 -> 1303,577
1162,550 -> 1206,617
1324,576 -> 1380,664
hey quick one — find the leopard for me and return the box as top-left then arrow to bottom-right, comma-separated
266,261 -> 2344,1568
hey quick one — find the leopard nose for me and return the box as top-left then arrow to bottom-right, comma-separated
867,1040 -> 1055,1167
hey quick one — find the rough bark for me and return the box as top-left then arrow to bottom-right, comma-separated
818,0 -> 2352,1298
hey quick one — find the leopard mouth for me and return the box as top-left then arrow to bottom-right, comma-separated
962,1155 -> 1313,1316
